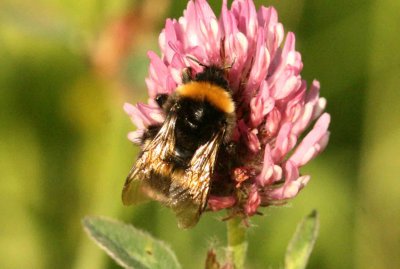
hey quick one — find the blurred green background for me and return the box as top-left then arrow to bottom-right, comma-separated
1,0 -> 399,268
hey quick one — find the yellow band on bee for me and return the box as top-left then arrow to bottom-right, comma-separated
176,82 -> 235,114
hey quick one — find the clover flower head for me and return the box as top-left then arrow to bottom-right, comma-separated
125,0 -> 330,219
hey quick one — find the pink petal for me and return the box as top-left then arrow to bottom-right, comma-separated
127,130 -> 144,144
169,53 -> 186,84
273,73 -> 302,100
271,123 -> 297,162
314,97 -> 327,120
225,32 -> 249,90
208,196 -> 237,211
147,51 -> 175,98
289,113 -> 330,167
306,80 -> 327,120
220,0 -> 237,37
123,102 -> 164,129
161,19 -> 179,63
232,0 -> 258,41
246,29 -> 270,95
250,82 -> 275,127
257,6 -> 283,57
291,80 -> 322,135
257,144 -> 283,186
244,184 -> 261,216
268,161 -> 300,200
265,108 -> 281,136
238,120 -> 261,153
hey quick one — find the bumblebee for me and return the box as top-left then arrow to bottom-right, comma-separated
122,64 -> 236,228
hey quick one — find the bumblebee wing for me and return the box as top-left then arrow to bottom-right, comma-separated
122,112 -> 177,205
168,129 -> 225,228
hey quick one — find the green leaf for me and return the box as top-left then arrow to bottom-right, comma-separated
284,210 -> 320,269
82,216 -> 181,269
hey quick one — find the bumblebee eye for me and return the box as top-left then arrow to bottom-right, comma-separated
155,94 -> 168,108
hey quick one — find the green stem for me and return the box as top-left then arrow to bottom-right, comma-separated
227,217 -> 248,269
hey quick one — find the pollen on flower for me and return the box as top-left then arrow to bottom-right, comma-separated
125,0 -> 330,220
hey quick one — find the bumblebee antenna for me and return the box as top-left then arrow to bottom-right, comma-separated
223,58 -> 236,70
186,55 -> 207,68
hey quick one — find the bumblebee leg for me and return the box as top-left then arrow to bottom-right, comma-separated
182,67 -> 195,83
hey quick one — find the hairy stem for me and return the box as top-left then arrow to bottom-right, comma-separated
227,217 -> 248,269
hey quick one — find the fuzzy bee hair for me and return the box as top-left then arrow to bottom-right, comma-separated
122,65 -> 236,228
